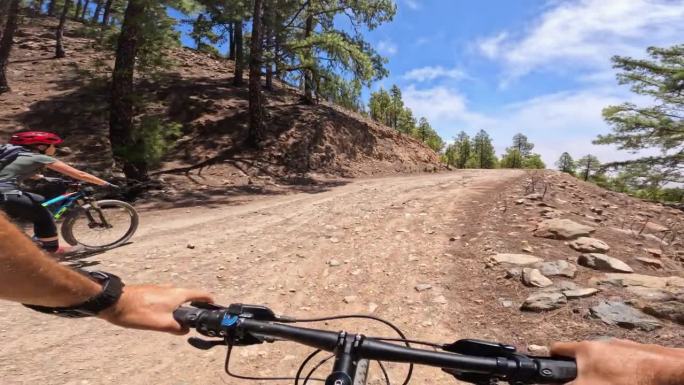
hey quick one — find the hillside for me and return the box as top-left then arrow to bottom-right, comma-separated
0,14 -> 442,201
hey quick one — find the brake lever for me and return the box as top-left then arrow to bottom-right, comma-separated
188,337 -> 226,350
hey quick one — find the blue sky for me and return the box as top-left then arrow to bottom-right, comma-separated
361,0 -> 684,166
175,0 -> 684,167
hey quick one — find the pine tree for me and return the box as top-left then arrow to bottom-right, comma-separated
369,88 -> 391,126
287,0 -> 395,105
92,0 -> 103,23
595,45 -> 684,184
233,20 -> 245,84
389,84 -> 402,130
522,154 -> 545,169
80,0 -> 90,20
110,0 -> 147,181
101,0 -> 113,25
451,131 -> 471,168
55,0 -> 72,58
501,133 -> 534,168
74,0 -> 83,19
396,107 -> 415,134
0,0 -> 20,94
247,0 -> 265,147
417,117 -> 430,142
469,129 -> 497,169
576,155 -> 601,182
556,152 -> 575,175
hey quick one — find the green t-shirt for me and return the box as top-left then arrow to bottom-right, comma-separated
0,152 -> 56,188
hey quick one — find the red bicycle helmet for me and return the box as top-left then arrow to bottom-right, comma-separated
9,131 -> 63,146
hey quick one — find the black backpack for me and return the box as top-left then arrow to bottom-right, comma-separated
0,144 -> 26,172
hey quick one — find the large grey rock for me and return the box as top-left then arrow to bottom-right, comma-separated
626,287 -> 677,302
493,253 -> 543,265
636,257 -> 663,268
536,260 -> 577,278
578,253 -> 633,273
522,268 -> 554,288
563,288 -> 599,299
642,301 -> 684,325
569,237 -> 610,253
521,292 -> 567,312
534,219 -> 595,240
597,274 -> 683,289
590,301 -> 662,331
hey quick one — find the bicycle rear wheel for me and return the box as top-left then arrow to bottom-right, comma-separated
61,200 -> 139,249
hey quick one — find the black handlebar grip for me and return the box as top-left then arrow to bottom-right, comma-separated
173,307 -> 202,328
533,357 -> 577,383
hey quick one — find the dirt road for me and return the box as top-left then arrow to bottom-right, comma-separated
1,170 -> 524,385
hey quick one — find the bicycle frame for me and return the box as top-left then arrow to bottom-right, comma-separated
41,191 -> 85,220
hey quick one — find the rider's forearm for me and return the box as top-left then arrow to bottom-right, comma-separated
0,213 -> 101,307
46,161 -> 109,186
654,347 -> 684,385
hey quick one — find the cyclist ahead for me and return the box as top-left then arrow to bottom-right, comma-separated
0,131 -> 113,253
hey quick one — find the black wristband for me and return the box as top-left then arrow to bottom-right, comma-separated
23,271 -> 124,318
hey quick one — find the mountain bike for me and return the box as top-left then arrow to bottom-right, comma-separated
173,302 -> 577,385
41,178 -> 139,250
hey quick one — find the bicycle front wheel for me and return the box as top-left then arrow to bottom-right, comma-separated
61,200 -> 139,249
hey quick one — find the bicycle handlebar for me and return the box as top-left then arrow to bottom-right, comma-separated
173,304 -> 577,385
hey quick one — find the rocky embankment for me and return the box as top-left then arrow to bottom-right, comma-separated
480,172 -> 682,336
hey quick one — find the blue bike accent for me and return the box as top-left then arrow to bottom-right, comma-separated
221,315 -> 239,327
41,192 -> 83,220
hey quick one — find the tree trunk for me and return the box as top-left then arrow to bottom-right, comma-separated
233,20 -> 243,86
192,13 -> 203,49
55,0 -> 71,58
264,1 -> 274,91
0,1 -> 10,42
101,0 -> 113,26
583,160 -> 591,181
81,0 -> 90,21
302,13 -> 314,104
227,22 -> 235,60
74,0 -> 82,19
47,0 -> 57,16
110,0 -> 148,181
92,0 -> 103,23
247,0 -> 264,147
0,0 -> 20,94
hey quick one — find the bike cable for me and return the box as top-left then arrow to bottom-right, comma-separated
221,313 -> 415,385
277,313 -> 414,385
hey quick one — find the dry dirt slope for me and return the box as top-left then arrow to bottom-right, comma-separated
0,14 -> 442,194
0,170 -> 682,385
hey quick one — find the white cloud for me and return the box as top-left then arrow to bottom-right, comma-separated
478,0 -> 684,79
402,84 -> 656,166
402,85 -> 495,130
377,39 -> 398,56
403,0 -> 421,10
477,32 -> 508,58
403,66 -> 467,82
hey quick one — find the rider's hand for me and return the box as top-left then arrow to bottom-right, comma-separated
551,339 -> 684,385
98,285 -> 214,335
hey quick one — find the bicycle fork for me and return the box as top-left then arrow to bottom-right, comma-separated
84,201 -> 112,229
